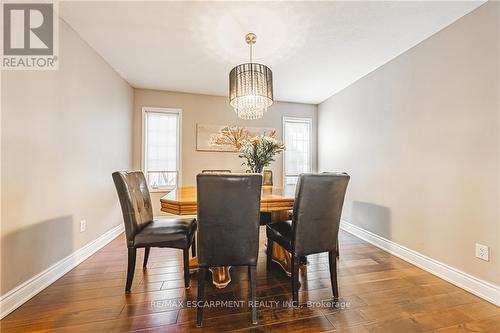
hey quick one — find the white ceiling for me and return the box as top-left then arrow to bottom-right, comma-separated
60,1 -> 484,104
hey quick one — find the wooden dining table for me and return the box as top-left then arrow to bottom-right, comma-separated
160,185 -> 295,288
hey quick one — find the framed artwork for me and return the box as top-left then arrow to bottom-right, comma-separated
196,124 -> 275,152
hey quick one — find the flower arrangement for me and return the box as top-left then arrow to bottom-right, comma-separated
238,130 -> 286,173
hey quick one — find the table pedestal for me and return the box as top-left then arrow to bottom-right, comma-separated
188,209 -> 292,288
188,258 -> 232,289
209,267 -> 232,288
271,242 -> 292,276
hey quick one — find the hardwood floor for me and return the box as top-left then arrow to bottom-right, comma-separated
1,228 -> 499,332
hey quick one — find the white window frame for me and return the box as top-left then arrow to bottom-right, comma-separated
141,107 -> 182,192
282,116 -> 313,185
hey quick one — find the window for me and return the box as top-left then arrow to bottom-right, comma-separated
142,108 -> 181,190
283,117 -> 312,185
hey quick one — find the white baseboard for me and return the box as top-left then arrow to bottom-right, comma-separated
0,224 -> 124,319
340,220 -> 500,307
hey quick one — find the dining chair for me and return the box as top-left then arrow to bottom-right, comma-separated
323,172 -> 349,259
112,171 -> 197,292
196,173 -> 262,326
258,170 -> 273,225
201,169 -> 231,173
263,170 -> 273,186
266,173 -> 350,305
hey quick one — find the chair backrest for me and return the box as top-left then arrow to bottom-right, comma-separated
197,173 -> 262,267
112,171 -> 153,246
263,170 -> 273,186
292,173 -> 350,256
201,169 -> 231,174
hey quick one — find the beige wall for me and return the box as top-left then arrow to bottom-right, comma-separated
497,1 -> 500,285
318,3 -> 499,285
133,89 -> 317,215
0,20 -> 133,295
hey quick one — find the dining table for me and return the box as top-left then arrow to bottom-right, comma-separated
160,185 -> 295,288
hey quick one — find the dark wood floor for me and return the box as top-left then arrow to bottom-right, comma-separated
1,228 -> 499,332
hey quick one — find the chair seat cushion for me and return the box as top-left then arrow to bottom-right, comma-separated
266,220 -> 292,251
134,218 -> 196,249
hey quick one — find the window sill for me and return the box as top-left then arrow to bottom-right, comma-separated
149,188 -> 175,194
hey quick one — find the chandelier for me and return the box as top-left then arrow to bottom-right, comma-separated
229,33 -> 273,120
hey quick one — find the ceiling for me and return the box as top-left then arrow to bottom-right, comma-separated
60,1 -> 485,104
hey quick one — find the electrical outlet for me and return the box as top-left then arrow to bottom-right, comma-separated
475,243 -> 489,261
80,220 -> 87,233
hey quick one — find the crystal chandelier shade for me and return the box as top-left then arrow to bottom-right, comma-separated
229,33 -> 273,120
229,63 -> 273,120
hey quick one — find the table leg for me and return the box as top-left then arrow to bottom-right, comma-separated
272,243 -> 292,276
209,267 -> 232,289
189,257 -> 199,271
189,258 -> 232,289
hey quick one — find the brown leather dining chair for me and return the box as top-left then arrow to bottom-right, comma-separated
262,170 -> 273,186
196,173 -> 262,326
112,171 -> 197,292
266,173 -> 350,305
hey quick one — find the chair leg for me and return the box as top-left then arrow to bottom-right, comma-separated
126,248 -> 137,292
248,265 -> 257,324
183,248 -> 190,288
329,250 -> 339,300
196,267 -> 207,327
191,233 -> 197,258
266,239 -> 273,271
336,236 -> 340,258
143,247 -> 150,269
291,254 -> 300,307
